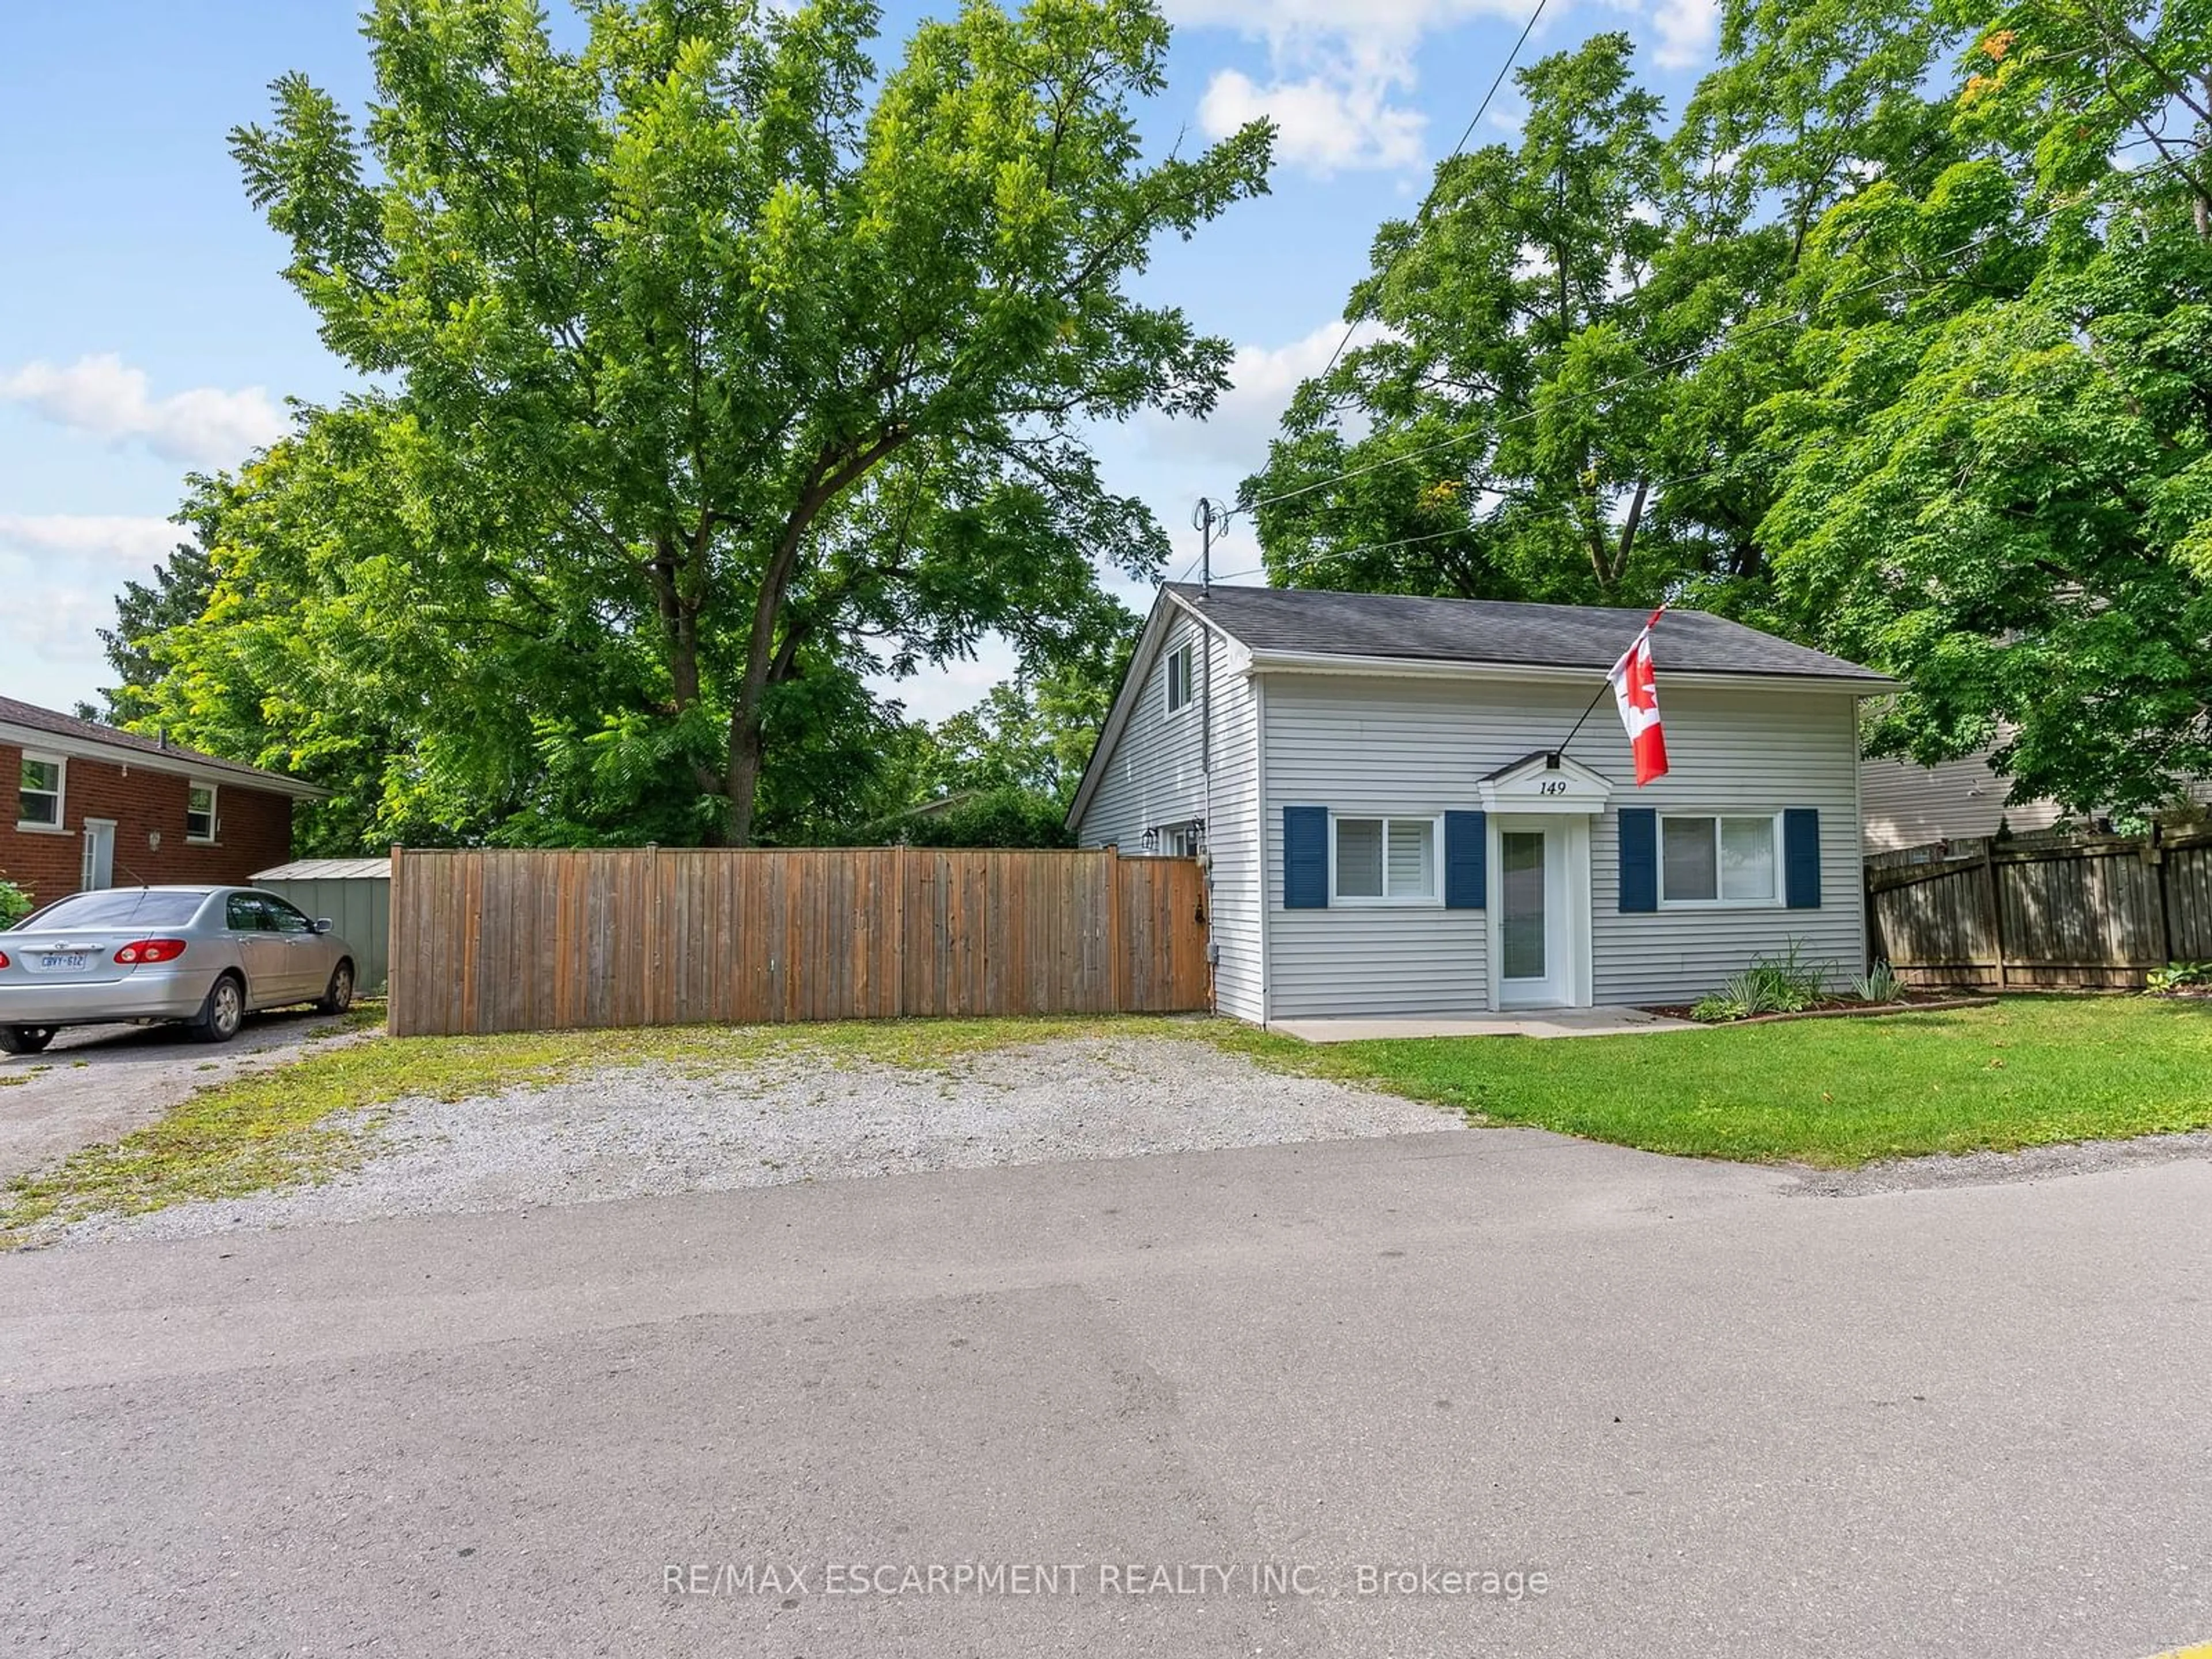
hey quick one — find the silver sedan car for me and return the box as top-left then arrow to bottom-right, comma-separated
0,885 -> 358,1055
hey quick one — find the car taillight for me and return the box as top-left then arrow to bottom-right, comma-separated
114,939 -> 188,965
0,951 -> 9,969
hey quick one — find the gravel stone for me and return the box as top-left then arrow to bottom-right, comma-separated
60,1036 -> 1460,1245
1791,1129 -> 2212,1197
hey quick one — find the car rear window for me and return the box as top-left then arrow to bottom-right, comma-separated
13,890 -> 209,931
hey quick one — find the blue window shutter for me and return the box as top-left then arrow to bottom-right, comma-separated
1283,806 -> 1328,909
1618,808 -> 1658,912
1784,808 -> 1822,908
1444,810 -> 1487,909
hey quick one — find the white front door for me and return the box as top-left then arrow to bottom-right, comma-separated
1493,815 -> 1589,1010
81,819 -> 116,891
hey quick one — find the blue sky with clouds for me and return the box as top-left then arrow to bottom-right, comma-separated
0,0 -> 1718,724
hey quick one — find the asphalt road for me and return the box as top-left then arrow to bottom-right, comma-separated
3,1127 -> 2208,1657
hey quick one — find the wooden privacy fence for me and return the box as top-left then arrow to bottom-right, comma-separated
1866,824 -> 2212,990
387,846 -> 1211,1037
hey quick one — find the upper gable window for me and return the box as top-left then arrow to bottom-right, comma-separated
1164,641 -> 1194,715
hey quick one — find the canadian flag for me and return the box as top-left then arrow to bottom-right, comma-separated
1607,607 -> 1669,787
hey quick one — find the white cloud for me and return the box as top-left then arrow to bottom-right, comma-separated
1200,63 -> 1427,175
1649,0 -> 1719,66
0,586 -> 114,661
1177,0 -> 1560,180
0,354 -> 287,468
0,514 -> 182,673
1149,317 -> 1391,467
0,513 -> 181,570
1165,0 -> 1532,35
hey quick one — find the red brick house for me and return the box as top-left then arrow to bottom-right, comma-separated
2,696 -> 321,911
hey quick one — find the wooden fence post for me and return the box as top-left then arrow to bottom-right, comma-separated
388,845 -> 406,1036
1982,846 -> 2008,991
1110,853 -> 1130,1014
2150,825 -> 2172,970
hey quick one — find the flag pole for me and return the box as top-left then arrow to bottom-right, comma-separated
1551,605 -> 1666,765
1551,676 -> 1615,764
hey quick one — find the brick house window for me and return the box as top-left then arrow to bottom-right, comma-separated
17,754 -> 64,829
186,782 -> 218,843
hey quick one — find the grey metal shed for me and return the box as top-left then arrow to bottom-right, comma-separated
252,857 -> 393,995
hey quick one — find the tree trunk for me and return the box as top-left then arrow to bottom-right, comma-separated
717,429 -> 912,847
2199,75 -> 2212,238
722,543 -> 805,849
1613,477 -> 1652,585
646,533 -> 703,710
725,705 -> 766,849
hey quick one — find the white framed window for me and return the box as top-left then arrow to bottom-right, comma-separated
1164,641 -> 1194,715
1331,815 -> 1439,904
186,782 -> 218,843
17,753 -> 65,830
1660,813 -> 1781,906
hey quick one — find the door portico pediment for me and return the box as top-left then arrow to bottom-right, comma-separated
1476,751 -> 1615,814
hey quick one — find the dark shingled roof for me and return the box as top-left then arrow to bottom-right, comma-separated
0,695 -> 320,794
1166,584 -> 1886,683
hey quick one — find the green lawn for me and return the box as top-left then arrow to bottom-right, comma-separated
1253,997 -> 2212,1167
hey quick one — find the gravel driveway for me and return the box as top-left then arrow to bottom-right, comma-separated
0,1010 -> 363,1182
60,1035 -> 1459,1244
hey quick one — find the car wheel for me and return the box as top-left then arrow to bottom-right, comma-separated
191,975 -> 246,1045
317,961 -> 355,1016
0,1025 -> 56,1056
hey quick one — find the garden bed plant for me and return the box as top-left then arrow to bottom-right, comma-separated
2145,961 -> 2212,999
1659,948 -> 1969,1025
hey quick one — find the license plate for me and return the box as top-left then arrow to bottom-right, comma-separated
35,953 -> 89,974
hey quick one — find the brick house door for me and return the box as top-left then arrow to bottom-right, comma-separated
81,819 -> 116,891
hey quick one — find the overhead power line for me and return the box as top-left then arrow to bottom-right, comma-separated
1156,0 -> 1551,598
1307,0 -> 1554,391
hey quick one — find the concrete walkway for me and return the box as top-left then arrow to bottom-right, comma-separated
1272,1005 -> 1696,1042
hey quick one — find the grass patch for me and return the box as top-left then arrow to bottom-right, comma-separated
1259,997 -> 2212,1167
0,1014 -> 1180,1244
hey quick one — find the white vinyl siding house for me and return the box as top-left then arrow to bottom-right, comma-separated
1859,743 -> 2064,850
1584,687 -> 1863,1006
1071,585 -> 1890,1025
1074,605 -> 1266,1022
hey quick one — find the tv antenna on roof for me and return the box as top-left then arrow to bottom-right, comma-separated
1191,498 -> 1232,597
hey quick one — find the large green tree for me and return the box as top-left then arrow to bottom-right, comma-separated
1242,35 -> 1681,603
224,0 -> 1269,844
1247,0 -> 2212,818
130,398 -> 945,851
1760,0 -> 2212,815
1240,20 -> 1967,613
